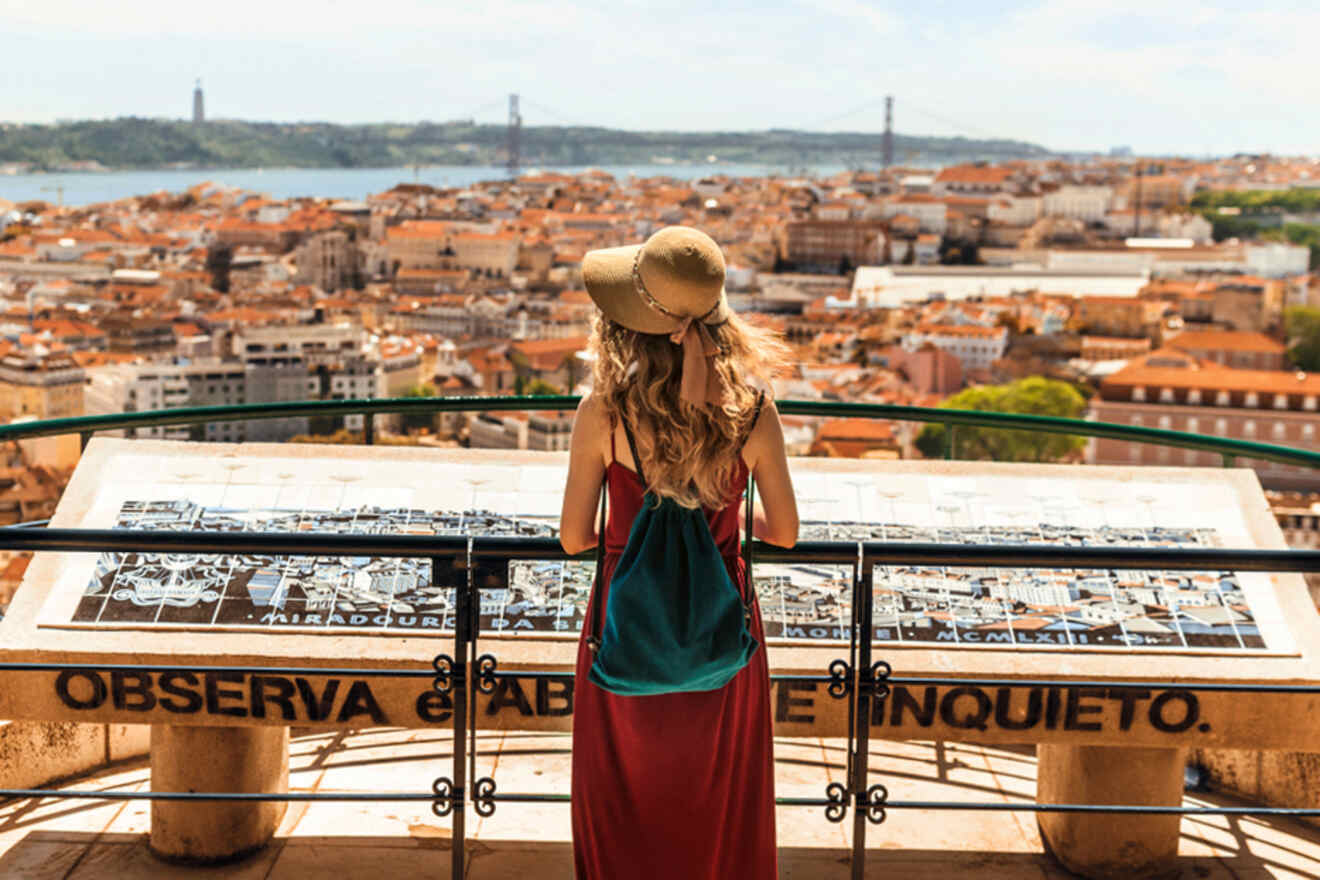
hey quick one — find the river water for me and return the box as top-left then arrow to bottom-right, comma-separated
0,163 -> 860,208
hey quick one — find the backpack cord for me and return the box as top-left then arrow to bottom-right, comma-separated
742,471 -> 755,623
586,470 -> 608,654
739,390 -> 765,619
620,415 -> 648,490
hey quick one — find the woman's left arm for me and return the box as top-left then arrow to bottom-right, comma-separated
559,394 -> 609,555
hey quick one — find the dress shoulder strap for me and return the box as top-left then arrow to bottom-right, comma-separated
738,390 -> 767,452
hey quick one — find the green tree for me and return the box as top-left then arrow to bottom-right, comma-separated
400,383 -> 438,431
915,376 -> 1087,462
1285,307 -> 1320,371
525,378 -> 562,396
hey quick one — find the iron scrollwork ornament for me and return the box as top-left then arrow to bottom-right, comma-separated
474,776 -> 497,817
868,659 -> 892,701
824,781 -> 848,823
475,653 -> 499,695
431,776 -> 455,817
432,653 -> 455,695
827,658 -> 852,698
863,783 -> 889,825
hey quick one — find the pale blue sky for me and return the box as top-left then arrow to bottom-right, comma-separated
4,0 -> 1315,155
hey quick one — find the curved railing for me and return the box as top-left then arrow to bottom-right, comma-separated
3,394 -> 1319,470
2,395 -> 1319,880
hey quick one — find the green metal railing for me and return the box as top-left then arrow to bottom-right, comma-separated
1,395 -> 1319,879
4,393 -> 1318,471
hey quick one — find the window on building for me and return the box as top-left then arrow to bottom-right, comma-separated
1132,387 -> 1146,402
1273,422 -> 1287,441
1215,418 -> 1228,435
1187,417 -> 1199,434
1275,394 -> 1290,410
1184,449 -> 1197,465
1130,415 -> 1143,426
1244,420 -> 1256,437
1159,388 -> 1175,403
1306,396 -> 1317,412
1245,392 -> 1259,407
1305,423 -> 1316,442
1158,415 -> 1172,430
1188,389 -> 1202,405
1216,390 -> 1231,406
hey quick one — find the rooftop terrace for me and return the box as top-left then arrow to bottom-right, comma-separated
4,729 -> 1320,879
0,396 -> 1318,879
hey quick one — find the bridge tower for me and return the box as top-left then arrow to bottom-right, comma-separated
506,94 -> 522,177
882,95 -> 893,167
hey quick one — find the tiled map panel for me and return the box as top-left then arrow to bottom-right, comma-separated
69,500 -> 1267,650
37,451 -> 1291,651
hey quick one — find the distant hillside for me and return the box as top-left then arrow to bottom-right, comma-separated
0,118 -> 1053,171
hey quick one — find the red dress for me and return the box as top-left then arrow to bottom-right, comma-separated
571,444 -> 778,880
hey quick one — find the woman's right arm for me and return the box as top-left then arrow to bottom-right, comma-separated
744,399 -> 798,548
559,395 -> 608,555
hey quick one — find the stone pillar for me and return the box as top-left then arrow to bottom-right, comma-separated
149,725 -> 289,864
1036,744 -> 1184,880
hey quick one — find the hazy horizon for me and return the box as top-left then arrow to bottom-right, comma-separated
6,0 -> 1317,157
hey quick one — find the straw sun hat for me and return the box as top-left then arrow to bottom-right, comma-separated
582,226 -> 733,405
581,225 -> 732,336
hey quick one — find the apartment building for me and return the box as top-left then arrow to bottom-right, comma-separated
385,221 -> 520,279
88,362 -> 250,442
507,337 -> 589,391
932,165 -> 1017,197
879,196 -> 948,235
900,324 -> 1008,371
987,195 -> 1042,227
451,231 -> 519,278
528,412 -> 574,452
468,412 -> 527,449
386,221 -> 453,272
82,322 -> 392,443
1074,296 -> 1168,338
1165,329 -> 1286,370
1042,185 -> 1114,222
101,316 -> 176,355
0,350 -> 85,421
1080,336 -> 1152,361
295,229 -> 361,292
781,220 -> 888,271
1090,349 -> 1320,489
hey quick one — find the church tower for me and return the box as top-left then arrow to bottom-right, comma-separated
192,79 -> 205,124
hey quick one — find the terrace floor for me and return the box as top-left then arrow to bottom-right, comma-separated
1,729 -> 1318,879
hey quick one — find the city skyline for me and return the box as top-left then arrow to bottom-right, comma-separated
4,1 -> 1318,156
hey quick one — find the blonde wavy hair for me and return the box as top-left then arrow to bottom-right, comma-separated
589,311 -> 791,509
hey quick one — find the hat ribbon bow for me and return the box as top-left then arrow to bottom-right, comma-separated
669,318 -> 723,407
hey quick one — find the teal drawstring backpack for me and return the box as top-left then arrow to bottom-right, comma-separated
586,396 -> 763,696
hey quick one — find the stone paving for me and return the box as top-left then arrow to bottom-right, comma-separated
0,729 -> 1317,878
